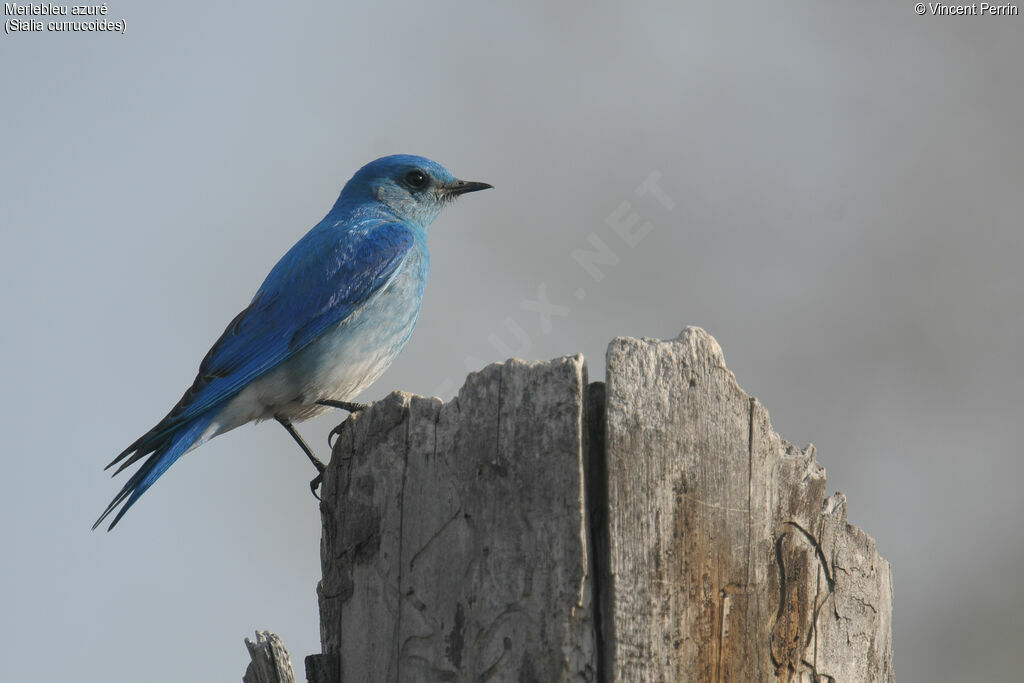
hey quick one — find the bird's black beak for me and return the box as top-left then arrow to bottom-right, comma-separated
445,179 -> 493,197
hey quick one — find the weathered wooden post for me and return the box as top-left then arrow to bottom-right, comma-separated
601,330 -> 892,682
247,327 -> 893,682
314,354 -> 596,680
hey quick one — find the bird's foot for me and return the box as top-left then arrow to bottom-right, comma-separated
317,399 -> 367,413
310,472 -> 323,500
323,401 -> 367,449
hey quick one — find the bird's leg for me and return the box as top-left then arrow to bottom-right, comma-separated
316,399 -> 367,413
319,400 -> 367,449
275,415 -> 326,499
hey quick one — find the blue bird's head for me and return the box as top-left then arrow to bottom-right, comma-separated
339,154 -> 492,226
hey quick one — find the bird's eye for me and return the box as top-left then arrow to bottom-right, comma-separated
404,170 -> 427,189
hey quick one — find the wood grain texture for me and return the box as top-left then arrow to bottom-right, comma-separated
604,327 -> 893,682
289,326 -> 893,681
317,356 -> 597,682
243,630 -> 296,683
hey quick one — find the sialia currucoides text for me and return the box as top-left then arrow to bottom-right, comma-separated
95,155 -> 491,530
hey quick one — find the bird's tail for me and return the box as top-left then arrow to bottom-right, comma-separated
93,412 -> 216,531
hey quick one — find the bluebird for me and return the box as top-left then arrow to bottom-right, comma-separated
94,155 -> 491,530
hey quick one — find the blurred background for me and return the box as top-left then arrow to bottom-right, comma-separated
2,2 -> 1021,681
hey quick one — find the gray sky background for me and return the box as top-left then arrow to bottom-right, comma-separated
2,2 -> 1021,681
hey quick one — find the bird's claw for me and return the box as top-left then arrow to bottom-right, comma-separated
310,472 -> 323,500
328,422 -> 345,449
326,403 -> 367,449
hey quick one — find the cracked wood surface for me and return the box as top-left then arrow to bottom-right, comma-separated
299,327 -> 892,682
316,356 -> 596,682
604,328 -> 893,681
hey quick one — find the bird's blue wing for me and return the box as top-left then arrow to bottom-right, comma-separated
111,220 -> 415,466
178,219 -> 415,422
